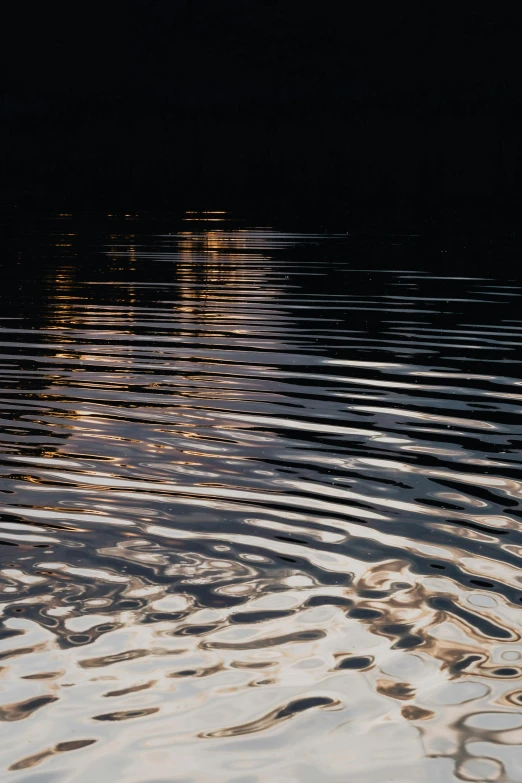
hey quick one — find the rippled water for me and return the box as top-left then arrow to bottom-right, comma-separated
1,212 -> 522,782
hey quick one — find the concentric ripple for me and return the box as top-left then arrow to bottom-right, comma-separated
0,213 -> 522,782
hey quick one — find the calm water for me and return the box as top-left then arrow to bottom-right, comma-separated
1,212 -> 522,782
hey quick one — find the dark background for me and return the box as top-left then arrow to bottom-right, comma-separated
2,4 -> 521,210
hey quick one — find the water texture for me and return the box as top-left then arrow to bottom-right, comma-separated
1,213 -> 522,782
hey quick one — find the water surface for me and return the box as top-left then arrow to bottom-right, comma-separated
1,212 -> 522,782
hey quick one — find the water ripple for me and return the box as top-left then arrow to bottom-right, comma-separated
1,214 -> 522,781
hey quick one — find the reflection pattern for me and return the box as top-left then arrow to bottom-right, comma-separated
0,217 -> 522,781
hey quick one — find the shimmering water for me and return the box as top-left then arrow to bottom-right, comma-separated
1,212 -> 522,782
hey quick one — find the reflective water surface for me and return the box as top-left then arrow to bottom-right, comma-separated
1,212 -> 522,782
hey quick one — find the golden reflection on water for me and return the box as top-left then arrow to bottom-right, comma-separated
1,219 -> 522,780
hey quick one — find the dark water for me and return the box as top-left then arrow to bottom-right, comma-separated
1,212 -> 522,782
